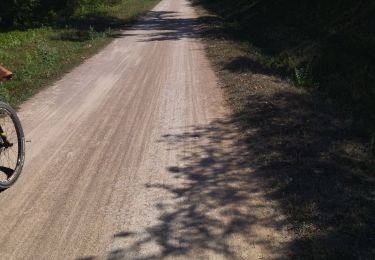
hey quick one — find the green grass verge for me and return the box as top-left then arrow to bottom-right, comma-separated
193,3 -> 375,260
0,0 -> 160,106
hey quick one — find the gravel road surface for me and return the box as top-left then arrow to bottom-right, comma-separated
0,0 -> 291,259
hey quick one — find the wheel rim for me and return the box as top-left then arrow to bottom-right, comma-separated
0,107 -> 21,185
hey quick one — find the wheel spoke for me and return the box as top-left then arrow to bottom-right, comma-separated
0,104 -> 25,187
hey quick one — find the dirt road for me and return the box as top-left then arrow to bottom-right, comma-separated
0,0 -> 291,259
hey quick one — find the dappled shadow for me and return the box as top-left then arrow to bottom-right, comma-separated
48,1 -> 373,258
86,3 -> 373,258
113,10 -> 198,42
107,85 -> 374,259
49,4 -> 231,44
238,90 -> 375,258
108,118 -> 293,259
51,9 -> 208,43
111,9 -> 225,42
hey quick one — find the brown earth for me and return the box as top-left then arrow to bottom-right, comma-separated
0,0 -> 292,259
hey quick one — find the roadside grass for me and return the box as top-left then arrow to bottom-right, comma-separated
193,4 -> 375,260
0,0 -> 160,106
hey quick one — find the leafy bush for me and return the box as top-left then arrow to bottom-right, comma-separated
193,0 -> 375,133
0,0 -> 40,28
0,0 -> 123,29
294,64 -> 313,88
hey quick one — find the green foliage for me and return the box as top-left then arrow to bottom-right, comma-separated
0,0 -> 124,29
193,0 -> 375,133
0,0 -> 40,28
294,64 -> 313,88
0,84 -> 10,102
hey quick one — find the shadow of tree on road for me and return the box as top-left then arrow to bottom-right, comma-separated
108,117 -> 293,259
112,10 -> 220,42
108,87 -> 374,259
77,2 -> 374,259
238,90 -> 375,259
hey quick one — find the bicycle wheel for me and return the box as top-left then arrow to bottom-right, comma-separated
0,102 -> 25,189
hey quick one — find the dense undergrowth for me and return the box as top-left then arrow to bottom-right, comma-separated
191,0 -> 375,259
192,0 -> 375,137
0,0 -> 132,29
0,0 -> 159,106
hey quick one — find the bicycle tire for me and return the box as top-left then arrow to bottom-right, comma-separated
0,102 -> 25,189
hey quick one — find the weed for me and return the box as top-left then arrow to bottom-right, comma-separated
89,25 -> 95,40
0,84 -> 10,102
294,64 -> 313,88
